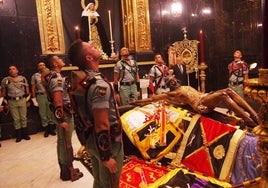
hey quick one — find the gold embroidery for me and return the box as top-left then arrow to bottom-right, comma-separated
213,145 -> 225,160
36,0 -> 65,54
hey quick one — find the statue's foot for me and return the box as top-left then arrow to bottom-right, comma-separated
250,114 -> 260,125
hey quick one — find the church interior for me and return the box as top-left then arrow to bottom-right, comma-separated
0,0 -> 268,187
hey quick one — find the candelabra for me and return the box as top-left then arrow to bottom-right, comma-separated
109,40 -> 117,59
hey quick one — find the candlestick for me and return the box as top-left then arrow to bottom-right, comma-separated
74,26 -> 80,40
108,10 -> 113,41
159,101 -> 166,146
199,30 -> 205,62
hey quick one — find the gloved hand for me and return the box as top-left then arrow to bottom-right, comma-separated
31,98 -> 39,107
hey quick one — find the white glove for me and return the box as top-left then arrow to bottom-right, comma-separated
0,97 -> 3,105
31,98 -> 39,107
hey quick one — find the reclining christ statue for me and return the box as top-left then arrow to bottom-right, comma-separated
130,76 -> 260,127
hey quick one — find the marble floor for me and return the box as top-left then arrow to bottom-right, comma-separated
0,131 -> 94,188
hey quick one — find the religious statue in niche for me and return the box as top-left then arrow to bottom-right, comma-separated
80,0 -> 111,59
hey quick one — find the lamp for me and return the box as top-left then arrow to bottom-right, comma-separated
171,0 -> 182,17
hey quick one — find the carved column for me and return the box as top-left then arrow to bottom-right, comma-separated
121,0 -> 152,52
35,0 -> 65,54
245,71 -> 268,187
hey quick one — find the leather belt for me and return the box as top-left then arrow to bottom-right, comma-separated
229,81 -> 243,86
120,81 -> 135,86
36,92 -> 45,95
7,96 -> 25,100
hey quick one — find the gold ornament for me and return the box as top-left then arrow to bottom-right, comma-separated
81,0 -> 99,10
213,145 -> 225,160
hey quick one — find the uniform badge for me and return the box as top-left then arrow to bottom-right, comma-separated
98,86 -> 107,96
57,79 -> 63,86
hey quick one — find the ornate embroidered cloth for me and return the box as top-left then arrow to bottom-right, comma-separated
119,157 -> 169,188
171,115 -> 246,181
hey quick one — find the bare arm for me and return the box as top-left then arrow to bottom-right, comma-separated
113,72 -> 120,85
31,84 -> 36,98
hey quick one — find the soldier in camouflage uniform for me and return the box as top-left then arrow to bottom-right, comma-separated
68,40 -> 124,188
1,65 -> 30,142
31,61 -> 56,137
44,55 -> 83,181
228,50 -> 249,98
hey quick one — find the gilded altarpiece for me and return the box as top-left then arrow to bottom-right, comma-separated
35,0 -> 65,54
121,0 -> 152,52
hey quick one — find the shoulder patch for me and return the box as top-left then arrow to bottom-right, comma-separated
97,86 -> 107,97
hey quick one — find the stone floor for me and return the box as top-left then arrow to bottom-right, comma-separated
0,131 -> 94,188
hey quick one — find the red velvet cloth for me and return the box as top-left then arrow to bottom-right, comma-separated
119,157 -> 169,188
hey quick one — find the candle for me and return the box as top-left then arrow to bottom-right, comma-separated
199,30 -> 205,62
74,26 -> 80,39
108,10 -> 113,41
159,101 -> 166,146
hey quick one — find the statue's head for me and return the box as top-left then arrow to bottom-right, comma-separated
165,75 -> 181,91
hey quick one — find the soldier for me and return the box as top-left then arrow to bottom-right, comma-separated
44,55 -> 83,181
114,47 -> 140,105
31,61 -> 56,137
149,53 -> 170,95
1,65 -> 31,142
68,40 -> 124,188
228,50 -> 249,98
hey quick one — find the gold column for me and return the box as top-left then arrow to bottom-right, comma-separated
121,0 -> 152,52
245,69 -> 268,187
35,0 -> 65,54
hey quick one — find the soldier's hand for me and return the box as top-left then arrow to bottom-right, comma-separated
115,93 -> 121,106
103,157 -> 118,173
60,121 -> 68,130
26,101 -> 31,107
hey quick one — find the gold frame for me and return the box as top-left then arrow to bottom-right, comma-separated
36,0 -> 65,54
168,39 -> 199,74
121,0 -> 152,52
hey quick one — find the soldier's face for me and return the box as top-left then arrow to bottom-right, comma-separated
234,51 -> 242,60
120,48 -> 129,60
53,56 -> 65,68
8,66 -> 18,77
84,42 -> 101,61
155,55 -> 164,64
37,62 -> 46,71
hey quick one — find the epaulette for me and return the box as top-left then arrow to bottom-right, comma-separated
4,77 -> 11,85
44,72 -> 57,83
81,75 -> 97,89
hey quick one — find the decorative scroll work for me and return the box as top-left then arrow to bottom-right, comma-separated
168,39 -> 199,74
121,0 -> 152,52
36,0 -> 65,54
135,0 -> 152,51
122,0 -> 135,50
168,31 -> 207,92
